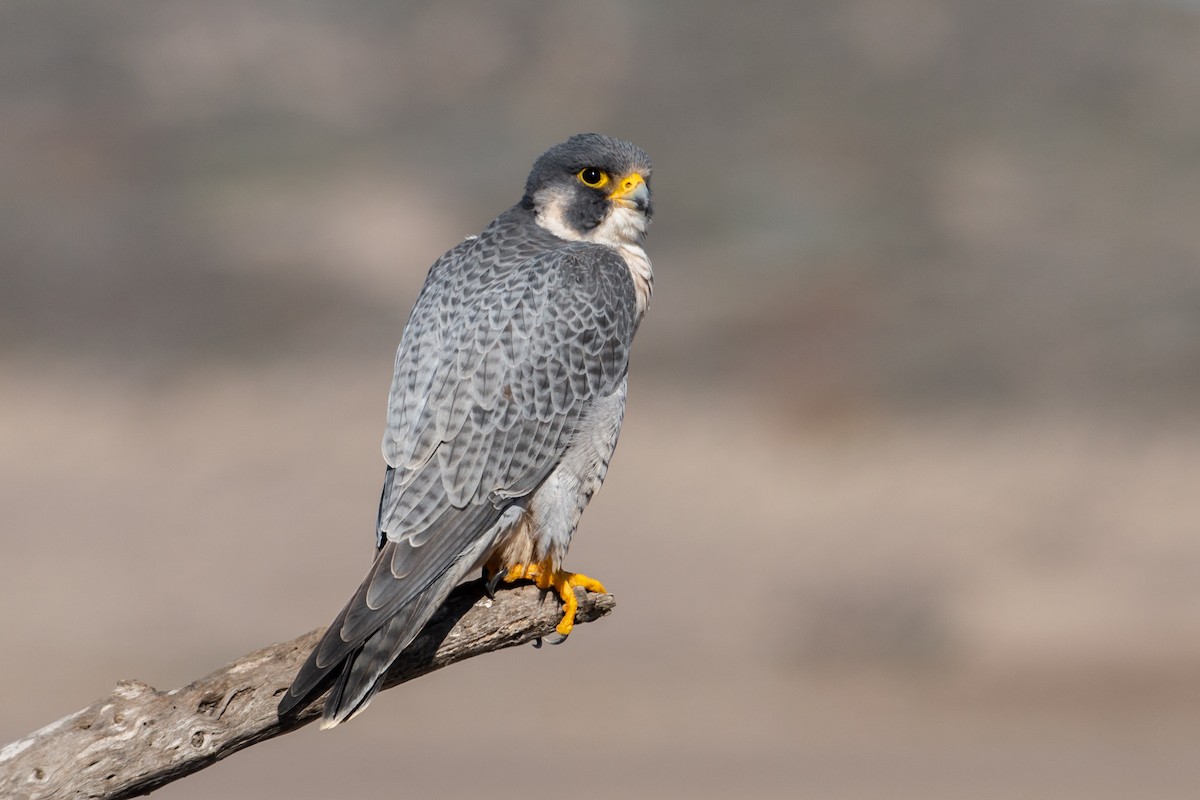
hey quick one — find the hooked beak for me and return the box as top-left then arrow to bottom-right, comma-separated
608,172 -> 650,213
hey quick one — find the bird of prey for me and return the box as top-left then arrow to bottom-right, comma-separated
278,133 -> 653,728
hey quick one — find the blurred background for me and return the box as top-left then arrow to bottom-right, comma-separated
3,1 -> 1200,797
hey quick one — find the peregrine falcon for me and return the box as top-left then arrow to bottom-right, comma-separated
278,134 -> 653,727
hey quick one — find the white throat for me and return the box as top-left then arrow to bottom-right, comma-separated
534,188 -> 654,319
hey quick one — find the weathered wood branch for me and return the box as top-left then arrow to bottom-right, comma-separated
0,582 -> 614,800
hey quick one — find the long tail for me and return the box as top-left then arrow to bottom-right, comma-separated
277,546 -> 465,727
280,496 -> 517,726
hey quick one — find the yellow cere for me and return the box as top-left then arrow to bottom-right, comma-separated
608,172 -> 646,199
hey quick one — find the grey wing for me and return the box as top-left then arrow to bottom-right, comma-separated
369,239 -> 637,606
279,240 -> 636,722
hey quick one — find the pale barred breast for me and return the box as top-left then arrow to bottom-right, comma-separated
618,242 -> 653,320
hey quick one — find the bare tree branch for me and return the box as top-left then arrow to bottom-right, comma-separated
0,582 -> 615,800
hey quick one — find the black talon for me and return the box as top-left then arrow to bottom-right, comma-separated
483,568 -> 504,599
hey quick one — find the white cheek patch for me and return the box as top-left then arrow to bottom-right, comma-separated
533,187 -> 585,242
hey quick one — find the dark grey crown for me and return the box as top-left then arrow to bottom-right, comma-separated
521,134 -> 653,228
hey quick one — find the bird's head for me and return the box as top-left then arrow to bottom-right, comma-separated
521,133 -> 653,247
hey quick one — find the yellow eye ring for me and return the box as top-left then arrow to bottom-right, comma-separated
577,167 -> 610,189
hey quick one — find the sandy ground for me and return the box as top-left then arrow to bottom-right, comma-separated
4,360 -> 1199,799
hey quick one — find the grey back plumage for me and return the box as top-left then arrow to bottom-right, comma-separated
279,200 -> 639,723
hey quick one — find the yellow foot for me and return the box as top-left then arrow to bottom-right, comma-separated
498,559 -> 607,638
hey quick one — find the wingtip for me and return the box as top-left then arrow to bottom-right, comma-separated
276,685 -> 306,719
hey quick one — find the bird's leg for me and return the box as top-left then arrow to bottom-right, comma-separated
499,557 -> 607,639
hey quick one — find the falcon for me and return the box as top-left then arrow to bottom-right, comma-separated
278,133 -> 653,727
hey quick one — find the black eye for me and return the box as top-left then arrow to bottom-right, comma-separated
577,167 -> 609,189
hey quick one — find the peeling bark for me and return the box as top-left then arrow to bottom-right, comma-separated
0,582 -> 614,800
